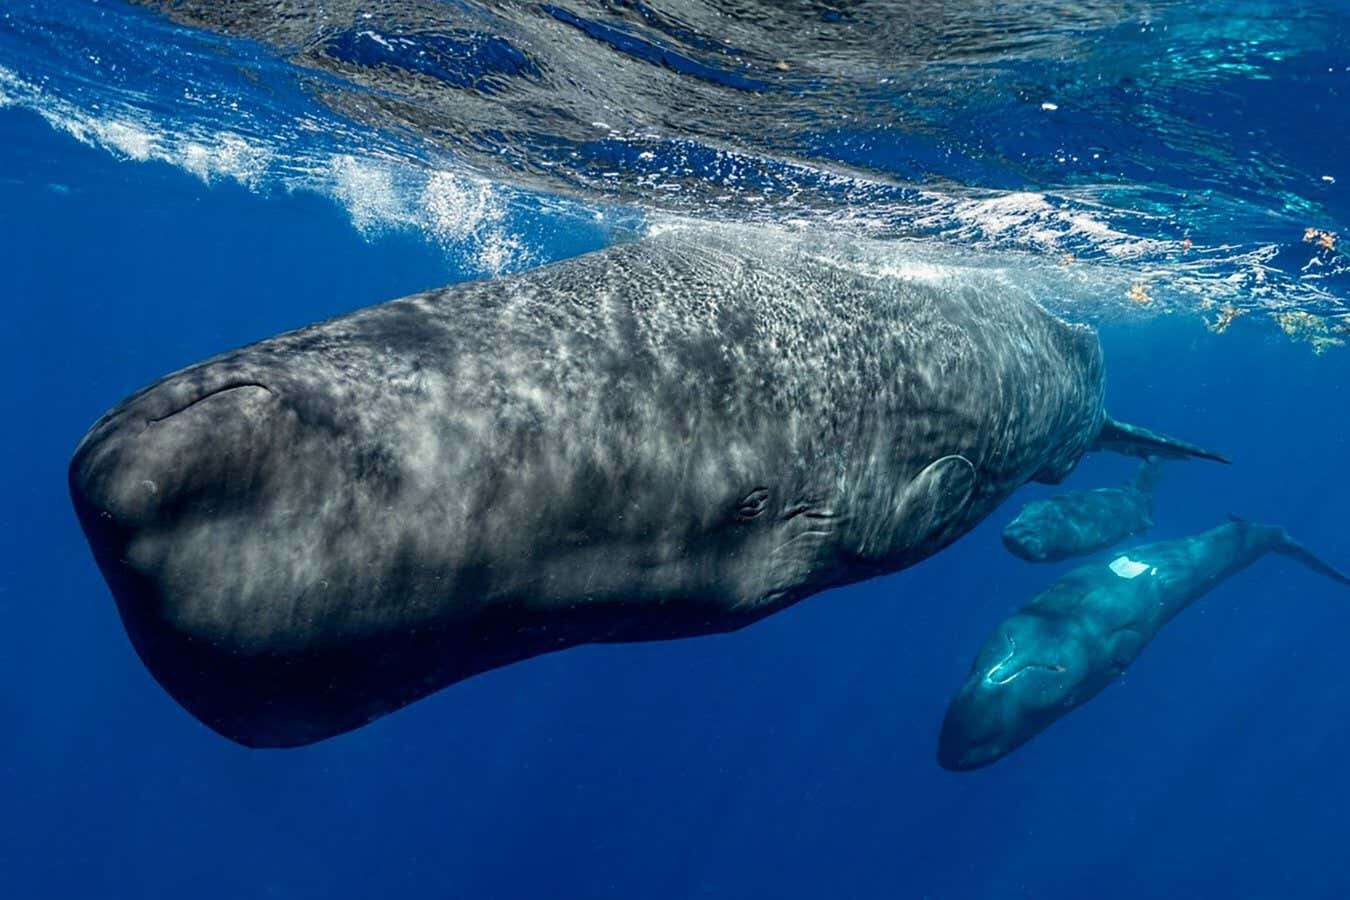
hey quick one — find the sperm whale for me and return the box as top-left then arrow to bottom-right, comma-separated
69,231 -> 1227,747
1002,458 -> 1165,562
940,517 -> 1348,771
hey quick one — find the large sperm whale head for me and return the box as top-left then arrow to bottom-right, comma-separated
937,609 -> 1090,771
70,354 -> 329,739
66,311 -> 454,747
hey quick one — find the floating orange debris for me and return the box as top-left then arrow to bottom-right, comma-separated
1303,227 -> 1337,252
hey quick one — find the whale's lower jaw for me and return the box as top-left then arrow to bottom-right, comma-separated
69,482 -> 503,747
72,528 -> 390,747
75,491 -> 790,747
97,587 -> 783,748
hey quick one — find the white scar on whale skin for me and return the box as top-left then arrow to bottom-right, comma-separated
1108,555 -> 1154,579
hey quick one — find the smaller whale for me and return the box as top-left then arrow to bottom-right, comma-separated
1001,458 -> 1165,562
939,517 -> 1350,771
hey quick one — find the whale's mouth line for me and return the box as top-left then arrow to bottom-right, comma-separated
144,382 -> 274,428
983,634 -> 1067,686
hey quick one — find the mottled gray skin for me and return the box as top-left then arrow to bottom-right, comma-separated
70,232 -> 1216,748
940,519 -> 1350,771
1001,459 -> 1163,562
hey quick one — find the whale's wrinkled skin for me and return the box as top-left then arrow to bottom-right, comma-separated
70,232 -> 1223,747
1001,458 -> 1164,562
939,518 -> 1350,771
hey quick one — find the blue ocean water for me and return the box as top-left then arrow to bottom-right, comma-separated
3,1 -> 1350,897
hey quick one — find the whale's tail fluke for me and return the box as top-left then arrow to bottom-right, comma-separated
1094,415 -> 1231,464
1228,515 -> 1350,587
1275,531 -> 1350,588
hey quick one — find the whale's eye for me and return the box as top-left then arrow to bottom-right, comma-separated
736,487 -> 770,520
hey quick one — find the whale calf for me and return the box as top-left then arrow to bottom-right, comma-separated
939,517 -> 1350,771
69,232 -> 1227,747
1001,458 -> 1164,562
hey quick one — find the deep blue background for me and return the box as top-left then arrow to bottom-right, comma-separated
4,105 -> 1350,899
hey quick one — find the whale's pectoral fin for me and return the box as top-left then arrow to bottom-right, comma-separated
857,454 -> 976,562
898,454 -> 978,551
1093,415 -> 1231,464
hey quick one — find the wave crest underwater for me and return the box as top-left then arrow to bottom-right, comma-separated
2,0 -> 1349,340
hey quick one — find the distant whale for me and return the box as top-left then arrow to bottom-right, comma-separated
939,517 -> 1350,771
1002,458 -> 1165,562
69,232 -> 1228,747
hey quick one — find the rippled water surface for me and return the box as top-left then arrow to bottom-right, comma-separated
4,0 -> 1349,340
